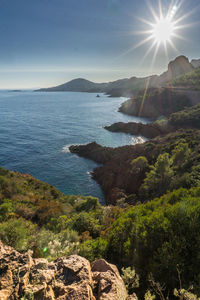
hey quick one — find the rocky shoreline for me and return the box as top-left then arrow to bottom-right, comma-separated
69,139 -> 156,205
69,127 -> 200,205
104,121 -> 171,139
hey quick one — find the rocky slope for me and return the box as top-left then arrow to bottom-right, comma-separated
0,241 -> 136,300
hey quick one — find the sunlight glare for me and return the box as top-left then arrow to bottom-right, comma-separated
152,17 -> 175,44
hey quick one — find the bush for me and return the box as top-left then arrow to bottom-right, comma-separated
0,199 -> 14,221
0,218 -> 36,251
78,237 -> 108,262
34,228 -> 79,260
107,187 -> 200,297
121,266 -> 139,293
72,212 -> 101,238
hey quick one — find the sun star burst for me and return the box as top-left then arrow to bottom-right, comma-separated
131,0 -> 194,66
151,17 -> 175,44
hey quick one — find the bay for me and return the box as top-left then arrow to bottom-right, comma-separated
0,91 -> 149,203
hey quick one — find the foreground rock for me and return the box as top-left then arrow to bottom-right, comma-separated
0,241 -> 129,300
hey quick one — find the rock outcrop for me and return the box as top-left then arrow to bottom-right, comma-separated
105,121 -> 171,139
158,55 -> 194,85
69,142 -> 114,164
69,141 -> 150,204
0,241 -> 129,300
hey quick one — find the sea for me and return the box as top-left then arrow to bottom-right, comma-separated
0,91 -> 149,203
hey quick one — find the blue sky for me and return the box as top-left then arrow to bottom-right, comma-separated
0,0 -> 199,88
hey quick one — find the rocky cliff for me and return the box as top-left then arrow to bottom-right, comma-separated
0,241 -> 135,300
119,88 -> 191,118
157,55 -> 194,85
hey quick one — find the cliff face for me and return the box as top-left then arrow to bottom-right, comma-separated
0,241 -> 133,300
119,88 -> 192,118
157,55 -> 194,85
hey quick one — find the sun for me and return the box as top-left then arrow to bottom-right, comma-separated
118,0 -> 195,67
123,0 -> 194,65
151,17 -> 175,44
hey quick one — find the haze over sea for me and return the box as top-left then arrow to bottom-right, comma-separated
0,91 -> 148,203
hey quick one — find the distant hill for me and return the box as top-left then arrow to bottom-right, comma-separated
37,78 -> 108,93
36,55 -> 198,96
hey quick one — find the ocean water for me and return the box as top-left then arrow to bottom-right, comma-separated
0,91 -> 149,203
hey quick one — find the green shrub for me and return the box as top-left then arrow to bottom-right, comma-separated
0,218 -> 36,251
78,237 -> 108,262
72,212 -> 101,238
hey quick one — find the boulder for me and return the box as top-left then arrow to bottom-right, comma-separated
0,241 -> 130,300
91,259 -> 128,300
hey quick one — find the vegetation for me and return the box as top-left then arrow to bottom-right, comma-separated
169,103 -> 200,129
171,67 -> 200,89
1,163 -> 200,298
2,102 -> 200,298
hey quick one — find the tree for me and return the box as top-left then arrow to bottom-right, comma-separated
140,153 -> 173,199
172,142 -> 191,171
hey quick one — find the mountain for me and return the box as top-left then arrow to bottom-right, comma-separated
37,78 -> 108,92
191,59 -> 200,68
36,55 -> 195,96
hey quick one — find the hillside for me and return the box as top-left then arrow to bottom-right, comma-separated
70,128 -> 200,205
36,55 -> 196,96
171,66 -> 200,90
1,165 -> 200,298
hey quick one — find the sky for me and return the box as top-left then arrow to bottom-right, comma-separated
0,0 -> 200,89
